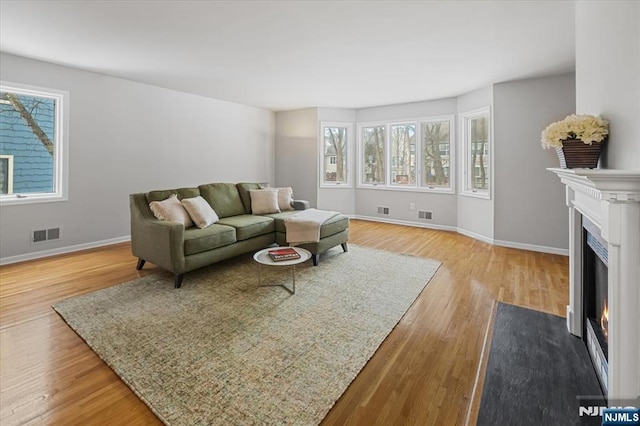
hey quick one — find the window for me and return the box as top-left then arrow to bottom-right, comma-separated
421,119 -> 452,189
461,107 -> 490,198
320,122 -> 352,187
0,82 -> 69,205
360,125 -> 386,185
358,116 -> 454,192
390,123 -> 416,185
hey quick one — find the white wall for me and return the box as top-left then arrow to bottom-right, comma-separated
456,86 -> 494,241
575,1 -> 640,170
356,189 -> 457,229
274,108 -> 318,207
0,53 -> 275,262
493,73 -> 575,251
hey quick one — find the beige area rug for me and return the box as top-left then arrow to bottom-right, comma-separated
53,245 -> 440,425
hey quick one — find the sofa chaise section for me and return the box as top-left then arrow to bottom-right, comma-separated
264,212 -> 349,266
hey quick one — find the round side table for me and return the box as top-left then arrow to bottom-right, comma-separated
253,247 -> 312,294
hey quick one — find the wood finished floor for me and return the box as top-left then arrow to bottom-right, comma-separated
0,219 -> 569,425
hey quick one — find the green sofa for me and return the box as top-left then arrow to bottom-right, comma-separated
130,182 -> 349,288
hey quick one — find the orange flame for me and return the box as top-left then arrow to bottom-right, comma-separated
601,300 -> 609,338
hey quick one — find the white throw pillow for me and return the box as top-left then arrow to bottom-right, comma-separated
249,189 -> 281,214
181,196 -> 219,229
275,187 -> 294,211
149,194 -> 194,227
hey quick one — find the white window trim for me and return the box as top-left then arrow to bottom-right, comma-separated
356,115 -> 455,194
0,81 -> 70,206
319,121 -> 353,188
0,154 -> 14,194
460,106 -> 491,200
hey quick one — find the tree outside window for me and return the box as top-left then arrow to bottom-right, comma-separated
421,121 -> 450,188
0,91 -> 55,194
470,116 -> 489,191
390,124 -> 415,185
322,124 -> 349,185
358,117 -> 453,191
361,125 -> 385,184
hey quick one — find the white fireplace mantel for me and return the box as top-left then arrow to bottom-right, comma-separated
548,168 -> 640,401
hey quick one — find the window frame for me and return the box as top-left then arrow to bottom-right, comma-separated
0,81 -> 70,206
356,115 -> 455,194
460,106 -> 491,200
319,121 -> 353,188
0,154 -> 14,195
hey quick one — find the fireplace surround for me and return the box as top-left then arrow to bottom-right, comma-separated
549,168 -> 640,401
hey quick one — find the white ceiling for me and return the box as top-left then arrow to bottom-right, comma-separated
0,1 -> 575,112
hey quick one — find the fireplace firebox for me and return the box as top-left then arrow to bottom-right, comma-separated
582,218 -> 609,396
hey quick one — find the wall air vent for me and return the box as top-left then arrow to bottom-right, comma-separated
418,210 -> 433,220
377,206 -> 390,215
31,227 -> 61,244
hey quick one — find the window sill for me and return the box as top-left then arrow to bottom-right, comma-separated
357,184 -> 455,195
0,194 -> 68,206
320,184 -> 353,189
460,190 -> 490,200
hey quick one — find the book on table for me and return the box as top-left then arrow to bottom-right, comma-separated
268,248 -> 301,261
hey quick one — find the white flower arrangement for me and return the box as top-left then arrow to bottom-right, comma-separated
541,114 -> 609,149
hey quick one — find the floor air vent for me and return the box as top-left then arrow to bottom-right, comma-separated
32,228 -> 61,244
418,210 -> 433,220
377,206 -> 390,215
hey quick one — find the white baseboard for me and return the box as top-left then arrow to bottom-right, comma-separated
0,236 -> 131,266
354,216 -> 568,256
456,227 -> 495,245
492,238 -> 569,256
353,215 -> 458,232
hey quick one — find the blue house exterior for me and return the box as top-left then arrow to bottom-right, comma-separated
0,94 -> 55,194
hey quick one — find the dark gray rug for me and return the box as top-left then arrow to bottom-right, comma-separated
477,303 -> 604,426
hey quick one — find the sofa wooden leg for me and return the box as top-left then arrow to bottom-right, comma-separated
174,274 -> 184,289
136,258 -> 146,270
341,243 -> 348,253
312,254 -> 318,266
